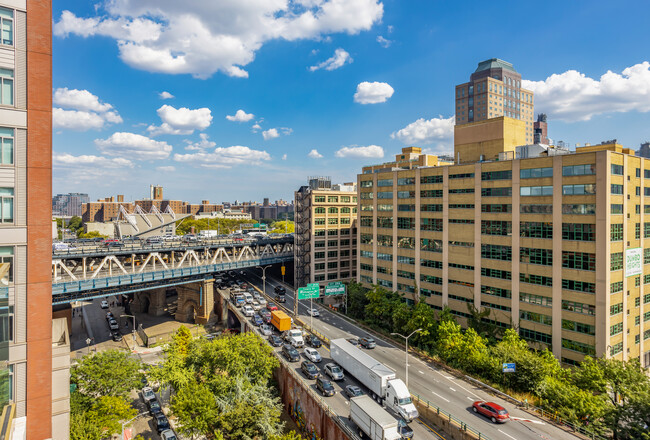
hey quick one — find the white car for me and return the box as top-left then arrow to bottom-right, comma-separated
161,430 -> 177,440
251,301 -> 261,311
100,300 -> 109,309
307,308 -> 320,317
253,293 -> 263,301
108,319 -> 119,331
259,324 -> 272,336
243,292 -> 254,304
304,347 -> 322,363
257,297 -> 267,306
141,386 -> 156,403
242,305 -> 255,317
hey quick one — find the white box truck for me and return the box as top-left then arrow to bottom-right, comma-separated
331,339 -> 418,422
350,395 -> 401,440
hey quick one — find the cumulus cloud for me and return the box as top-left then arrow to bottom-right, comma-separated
308,149 -> 323,159
251,123 -> 262,132
226,109 -> 254,122
335,145 -> 383,158
354,81 -> 394,104
184,133 -> 216,151
282,154 -> 287,160
156,165 -> 176,172
53,153 -> 134,184
376,36 -> 391,48
174,145 -> 271,168
95,132 -> 173,160
391,115 -> 455,146
52,87 -> 122,131
523,62 -> 650,121
147,105 -> 212,136
263,128 -> 280,140
53,1 -> 383,79
53,153 -> 134,168
159,91 -> 174,99
309,48 -> 352,71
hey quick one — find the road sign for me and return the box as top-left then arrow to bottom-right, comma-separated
325,281 -> 346,296
281,265 -> 286,276
297,283 -> 320,300
502,363 -> 516,373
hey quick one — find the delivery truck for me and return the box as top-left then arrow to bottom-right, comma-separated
271,310 -> 291,332
350,395 -> 401,440
331,339 -> 419,422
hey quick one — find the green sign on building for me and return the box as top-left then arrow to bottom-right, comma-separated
325,282 -> 346,296
297,283 -> 320,300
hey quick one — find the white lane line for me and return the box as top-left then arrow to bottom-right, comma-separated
431,392 -> 450,403
466,397 -> 474,401
449,387 -> 456,392
449,381 -> 480,398
444,375 -> 454,380
498,429 -> 517,440
419,370 -> 425,374
510,417 -> 545,425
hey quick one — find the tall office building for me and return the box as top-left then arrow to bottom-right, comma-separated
294,178 -> 358,290
52,192 -> 89,217
455,58 -> 535,145
0,1 -> 69,439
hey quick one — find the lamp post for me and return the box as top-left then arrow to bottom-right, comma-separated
256,265 -> 272,296
121,314 -> 137,342
121,411 -> 148,440
391,328 -> 422,389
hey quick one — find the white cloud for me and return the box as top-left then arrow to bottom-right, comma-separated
148,105 -> 212,136
387,25 -> 393,33
226,109 -> 254,122
156,165 -> 176,172
354,81 -> 394,104
308,149 -> 323,159
376,35 -> 391,48
53,153 -> 135,184
309,48 -> 352,71
262,128 -> 280,140
282,154 -> 287,160
251,123 -> 262,132
335,144 -> 383,158
53,153 -> 134,168
523,62 -> 650,121
391,115 -> 455,146
52,87 -> 123,131
159,91 -> 174,99
174,145 -> 271,168
53,1 -> 383,79
184,133 -> 216,151
95,132 -> 173,160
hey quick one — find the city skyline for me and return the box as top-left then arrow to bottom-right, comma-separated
52,0 -> 650,201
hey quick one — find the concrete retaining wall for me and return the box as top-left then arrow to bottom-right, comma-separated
414,399 -> 482,440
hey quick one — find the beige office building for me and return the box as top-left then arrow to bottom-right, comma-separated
294,178 -> 358,290
358,143 -> 650,366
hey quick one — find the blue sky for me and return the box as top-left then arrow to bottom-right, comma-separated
52,0 -> 650,203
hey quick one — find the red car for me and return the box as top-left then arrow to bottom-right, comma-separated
472,401 -> 509,423
266,302 -> 278,311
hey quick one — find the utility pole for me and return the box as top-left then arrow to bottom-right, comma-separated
256,265 -> 272,296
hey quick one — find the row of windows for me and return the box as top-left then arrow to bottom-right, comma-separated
520,185 -> 553,196
314,195 -> 356,203
520,273 -> 552,286
314,218 -> 352,225
481,267 -> 511,280
481,285 -> 511,298
521,311 -> 552,326
449,172 -> 474,179
521,292 -> 552,307
562,319 -> 595,335
562,300 -> 595,316
314,207 -> 356,214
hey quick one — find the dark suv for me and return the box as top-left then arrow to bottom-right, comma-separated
274,286 -> 286,294
300,361 -> 320,379
282,344 -> 300,362
316,377 -> 335,397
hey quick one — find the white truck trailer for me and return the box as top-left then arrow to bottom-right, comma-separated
330,338 -> 419,422
350,395 -> 401,440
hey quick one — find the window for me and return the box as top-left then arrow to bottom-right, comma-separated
563,204 -> 596,215
377,179 -> 393,187
520,167 -> 553,178
314,251 -> 325,259
482,170 -> 512,181
340,207 -> 351,213
377,204 -> 393,211
314,230 -> 325,237
610,302 -> 623,316
481,244 -> 512,261
360,234 -> 373,245
327,218 -> 338,225
397,255 -> 414,264
449,262 -> 473,270
562,339 -> 595,356
327,196 -> 338,203
359,217 -> 373,227
377,191 -> 392,199
0,188 -> 12,223
610,342 -> 623,356
314,263 -> 325,271
397,217 -> 415,230
481,267 -> 511,280
482,204 -> 511,213
421,274 -> 443,285
520,186 -> 553,196
421,204 -> 443,212
561,251 -> 596,271
0,8 -> 13,46
563,279 -> 595,293
421,218 -> 442,231
449,218 -> 474,224
562,300 -> 595,316
520,204 -> 552,214
421,238 -> 442,253
327,207 -> 338,214
421,175 -> 443,184
521,329 -> 552,345
397,237 -> 416,249
397,204 -> 415,211
611,252 -> 624,271
481,285 -> 511,298
611,164 -> 624,175
563,223 -> 596,241
481,187 -> 511,197
449,172 -> 474,179
0,69 -> 12,106
397,270 -> 415,280
520,292 -> 552,307
563,184 -> 596,195
360,192 -> 373,200
636,223 -> 641,239
520,311 -> 552,326
341,196 -> 350,203
482,301 -> 511,312
377,217 -> 392,228
481,220 -> 512,236
377,235 -> 393,247
610,281 -> 623,294
521,222 -> 553,238
420,190 -> 443,198
360,181 -> 373,188
0,246 -> 12,283
314,207 -> 325,214
645,222 -> 650,238
449,188 -> 474,194
520,247 -> 552,266
0,127 -> 13,165
519,273 -> 552,286
397,191 -> 415,199
314,241 -> 325,248
610,184 -> 624,195
562,319 -> 595,335
420,258 -> 442,269
397,177 -> 415,185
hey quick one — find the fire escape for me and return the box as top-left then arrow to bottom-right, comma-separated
294,186 -> 312,289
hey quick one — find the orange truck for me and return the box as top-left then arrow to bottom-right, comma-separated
271,310 -> 291,332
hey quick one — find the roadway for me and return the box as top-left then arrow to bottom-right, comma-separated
242,268 -> 581,440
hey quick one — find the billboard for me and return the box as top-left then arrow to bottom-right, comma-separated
626,248 -> 643,277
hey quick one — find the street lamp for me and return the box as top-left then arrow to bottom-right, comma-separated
391,328 -> 422,389
121,314 -> 137,342
121,411 -> 148,439
256,265 -> 272,296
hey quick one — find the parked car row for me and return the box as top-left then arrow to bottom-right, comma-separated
141,386 -> 177,439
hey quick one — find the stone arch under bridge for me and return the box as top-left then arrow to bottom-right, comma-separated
175,279 -> 214,324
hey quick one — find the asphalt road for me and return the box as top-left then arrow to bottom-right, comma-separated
242,269 -> 581,440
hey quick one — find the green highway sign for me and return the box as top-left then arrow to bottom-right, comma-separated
297,283 -> 320,300
325,281 -> 346,296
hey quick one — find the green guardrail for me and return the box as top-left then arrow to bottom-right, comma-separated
413,394 -> 493,440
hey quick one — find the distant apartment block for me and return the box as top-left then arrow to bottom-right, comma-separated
52,192 -> 89,217
295,178 -> 358,289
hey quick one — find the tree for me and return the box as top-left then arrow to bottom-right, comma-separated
70,412 -> 105,440
403,302 -> 437,349
68,216 -> 83,232
391,302 -> 413,335
269,220 -> 294,234
270,431 -> 303,440
346,282 -> 368,319
78,230 -> 107,239
172,378 -> 219,439
364,286 -> 400,329
88,396 -> 137,437
72,350 -> 143,398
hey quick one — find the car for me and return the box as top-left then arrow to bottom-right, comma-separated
251,314 -> 263,326
242,305 -> 255,317
111,331 -> 123,342
141,386 -> 156,403
303,347 -> 322,363
358,336 -> 376,349
266,302 -> 278,311
306,308 -> 320,317
259,309 -> 272,320
251,301 -> 261,311
148,399 -> 163,416
274,285 -> 286,294
276,293 -> 286,303
257,297 -> 267,306
472,401 -> 509,423
108,319 -> 119,331
300,361 -> 320,380
160,429 -> 178,440
346,338 -> 359,346
398,419 -> 414,438
155,413 -> 171,433
268,335 -> 283,347
100,300 -> 109,309
345,385 -> 363,398
324,363 -> 344,381
259,324 -> 273,336
316,377 -> 335,397
105,311 -> 114,320
305,335 -> 322,348
253,292 -> 263,301
282,344 -> 300,362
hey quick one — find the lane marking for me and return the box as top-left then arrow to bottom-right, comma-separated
510,417 -> 545,425
449,387 -> 456,392
419,370 -> 425,374
498,429 -> 517,440
467,397 -> 474,401
431,391 -> 450,403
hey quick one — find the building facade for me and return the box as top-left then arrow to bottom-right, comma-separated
52,193 -> 89,217
294,179 -> 358,290
357,142 -> 650,366
455,58 -> 535,145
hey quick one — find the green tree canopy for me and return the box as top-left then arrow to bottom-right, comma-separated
72,350 -> 143,399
